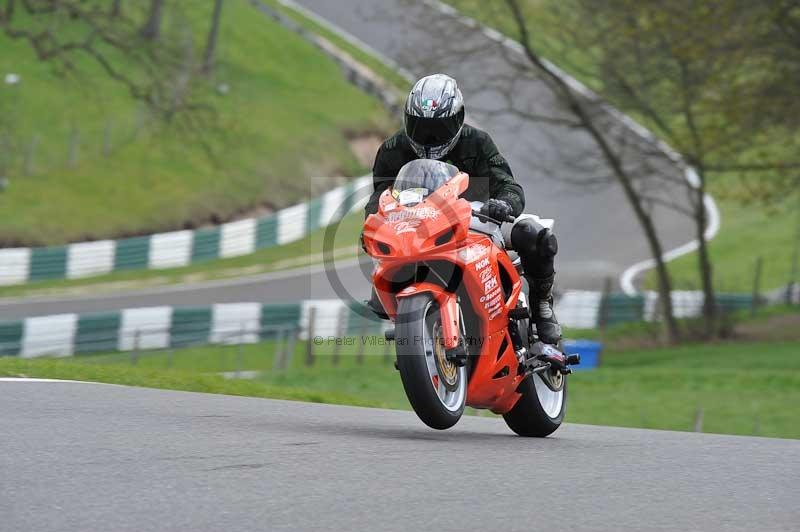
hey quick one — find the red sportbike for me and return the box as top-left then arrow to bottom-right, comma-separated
363,160 -> 579,436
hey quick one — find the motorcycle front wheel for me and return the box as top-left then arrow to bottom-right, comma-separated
503,370 -> 567,437
395,293 -> 467,430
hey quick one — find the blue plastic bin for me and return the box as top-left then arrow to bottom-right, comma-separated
563,340 -> 603,371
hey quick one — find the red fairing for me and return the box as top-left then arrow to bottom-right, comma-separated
364,171 -> 527,414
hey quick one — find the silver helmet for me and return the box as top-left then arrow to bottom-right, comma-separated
404,74 -> 465,160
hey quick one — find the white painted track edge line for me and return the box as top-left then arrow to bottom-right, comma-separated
420,0 -> 722,295
620,191 -> 721,296
0,378 -> 109,384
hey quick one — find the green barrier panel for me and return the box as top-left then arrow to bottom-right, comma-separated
75,313 -> 122,354
346,302 -> 384,336
260,303 -> 301,339
191,227 -> 221,262
114,236 -> 150,271
29,246 -> 67,282
717,293 -> 753,313
256,216 -> 278,249
171,307 -> 213,348
604,294 -> 645,326
305,196 -> 323,234
0,321 -> 23,356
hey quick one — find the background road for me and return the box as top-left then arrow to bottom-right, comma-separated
2,380 -> 798,532
0,0 -> 697,319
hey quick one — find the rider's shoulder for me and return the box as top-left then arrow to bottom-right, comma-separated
461,124 -> 494,144
380,130 -> 410,152
457,125 -> 497,156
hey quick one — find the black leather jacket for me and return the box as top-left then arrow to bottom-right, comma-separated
365,124 -> 525,217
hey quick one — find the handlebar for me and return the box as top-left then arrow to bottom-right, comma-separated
472,210 -> 516,225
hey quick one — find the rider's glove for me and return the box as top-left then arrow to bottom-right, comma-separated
481,199 -> 513,223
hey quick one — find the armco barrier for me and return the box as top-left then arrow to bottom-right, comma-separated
0,176 -> 371,287
0,291 -> 775,359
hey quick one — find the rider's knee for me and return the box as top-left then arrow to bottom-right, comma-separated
510,218 -> 558,259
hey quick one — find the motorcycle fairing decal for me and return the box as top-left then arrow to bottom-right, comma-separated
457,243 -> 489,263
386,207 -> 440,222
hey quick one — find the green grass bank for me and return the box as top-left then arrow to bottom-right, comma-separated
0,1 -> 392,246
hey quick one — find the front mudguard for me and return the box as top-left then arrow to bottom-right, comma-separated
396,283 -> 461,349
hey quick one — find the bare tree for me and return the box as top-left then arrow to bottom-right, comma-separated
110,0 -> 122,18
554,0 -> 800,336
387,0 -> 684,342
202,0 -> 224,74
418,0 -> 800,339
140,0 -> 164,40
501,0 -> 683,341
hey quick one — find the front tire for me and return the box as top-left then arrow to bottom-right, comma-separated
396,294 -> 467,430
503,371 -> 567,437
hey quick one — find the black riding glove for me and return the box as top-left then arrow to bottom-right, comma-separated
481,199 -> 513,223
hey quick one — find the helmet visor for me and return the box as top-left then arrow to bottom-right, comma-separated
405,108 -> 465,148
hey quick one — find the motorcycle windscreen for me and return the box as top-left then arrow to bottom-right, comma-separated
393,159 -> 460,207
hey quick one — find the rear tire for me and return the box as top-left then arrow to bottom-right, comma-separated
396,293 -> 466,430
503,372 -> 567,437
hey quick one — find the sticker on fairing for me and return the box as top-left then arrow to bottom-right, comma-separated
398,188 -> 428,206
458,243 -> 489,263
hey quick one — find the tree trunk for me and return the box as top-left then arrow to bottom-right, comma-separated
110,0 -> 122,18
202,0 -> 224,74
621,173 -> 680,344
694,170 -> 717,338
140,0 -> 164,41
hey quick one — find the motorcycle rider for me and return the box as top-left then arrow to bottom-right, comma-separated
365,74 -> 562,345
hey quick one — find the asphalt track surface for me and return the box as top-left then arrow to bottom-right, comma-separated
2,380 -> 798,532
0,0 -> 697,319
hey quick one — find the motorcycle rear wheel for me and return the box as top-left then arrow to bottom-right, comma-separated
503,371 -> 567,437
395,293 -> 467,430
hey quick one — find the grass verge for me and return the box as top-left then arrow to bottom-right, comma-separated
3,334 -> 798,439
0,357 -> 376,407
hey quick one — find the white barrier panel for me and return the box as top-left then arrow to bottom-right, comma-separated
671,291 -> 704,319
0,248 -> 31,286
320,187 -> 346,226
220,218 -> 257,258
210,303 -> 262,345
351,176 -> 372,210
643,291 -> 660,322
67,240 -> 116,279
557,290 -> 603,329
277,203 -> 308,245
148,230 -> 193,269
118,307 -> 173,351
300,300 -> 347,340
21,314 -> 78,358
